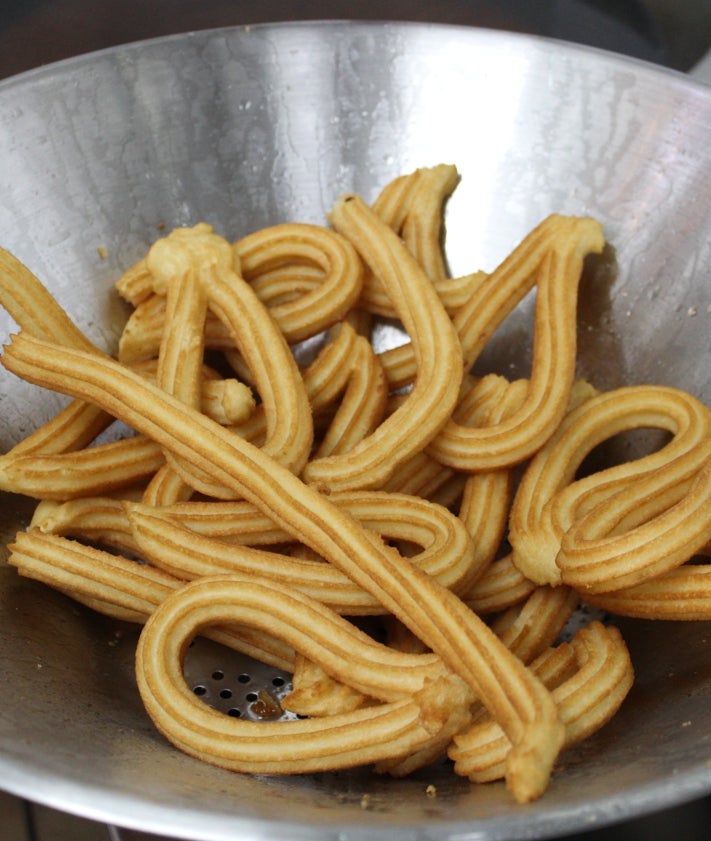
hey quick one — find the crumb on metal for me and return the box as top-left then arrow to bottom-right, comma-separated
97,246 -> 108,259
425,784 -> 437,797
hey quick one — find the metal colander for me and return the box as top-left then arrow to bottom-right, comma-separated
1,21 -> 711,841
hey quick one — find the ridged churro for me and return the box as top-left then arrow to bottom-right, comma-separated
3,331 -> 565,802
510,385 -> 711,586
234,222 -> 364,343
4,164 -> 709,805
136,580 -> 471,775
450,622 -> 633,783
304,194 -> 464,491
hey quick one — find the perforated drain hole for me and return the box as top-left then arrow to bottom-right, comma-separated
183,637 -> 298,722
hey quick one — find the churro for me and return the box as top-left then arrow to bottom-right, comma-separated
450,622 -> 633,783
510,384 -> 711,586
3,332 -> 565,803
304,194 -> 464,491
427,217 -> 605,470
0,435 -> 164,499
125,489 -> 477,614
234,222 -> 364,343
136,578 -> 472,775
5,164 -> 710,804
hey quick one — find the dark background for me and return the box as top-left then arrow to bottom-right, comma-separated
0,0 -> 709,82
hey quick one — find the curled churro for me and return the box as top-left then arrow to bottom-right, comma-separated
234,222 -> 364,343
557,446 -> 711,593
427,217 -> 605,471
136,577 -> 472,775
3,332 -> 564,803
510,384 -> 711,586
303,194 -> 464,492
125,489 -> 477,614
449,622 -> 633,783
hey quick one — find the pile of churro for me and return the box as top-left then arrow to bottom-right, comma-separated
2,164 -> 710,804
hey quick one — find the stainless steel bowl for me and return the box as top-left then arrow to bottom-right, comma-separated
1,21 -> 710,841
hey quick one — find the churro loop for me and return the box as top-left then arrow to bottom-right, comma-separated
509,384 -> 711,586
126,489 -> 477,614
303,194 -> 464,492
428,217 -> 605,471
557,445 -> 711,593
234,222 -> 364,343
3,333 -> 564,803
136,577 -> 472,775
449,622 -> 633,783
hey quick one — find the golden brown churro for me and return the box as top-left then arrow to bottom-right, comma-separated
234,222 -> 364,343
136,578 -> 472,775
3,332 -> 564,803
3,164 -> 709,804
427,218 -> 605,471
125,490 -> 477,614
509,385 -> 711,586
450,622 -> 633,783
303,194 -> 464,491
